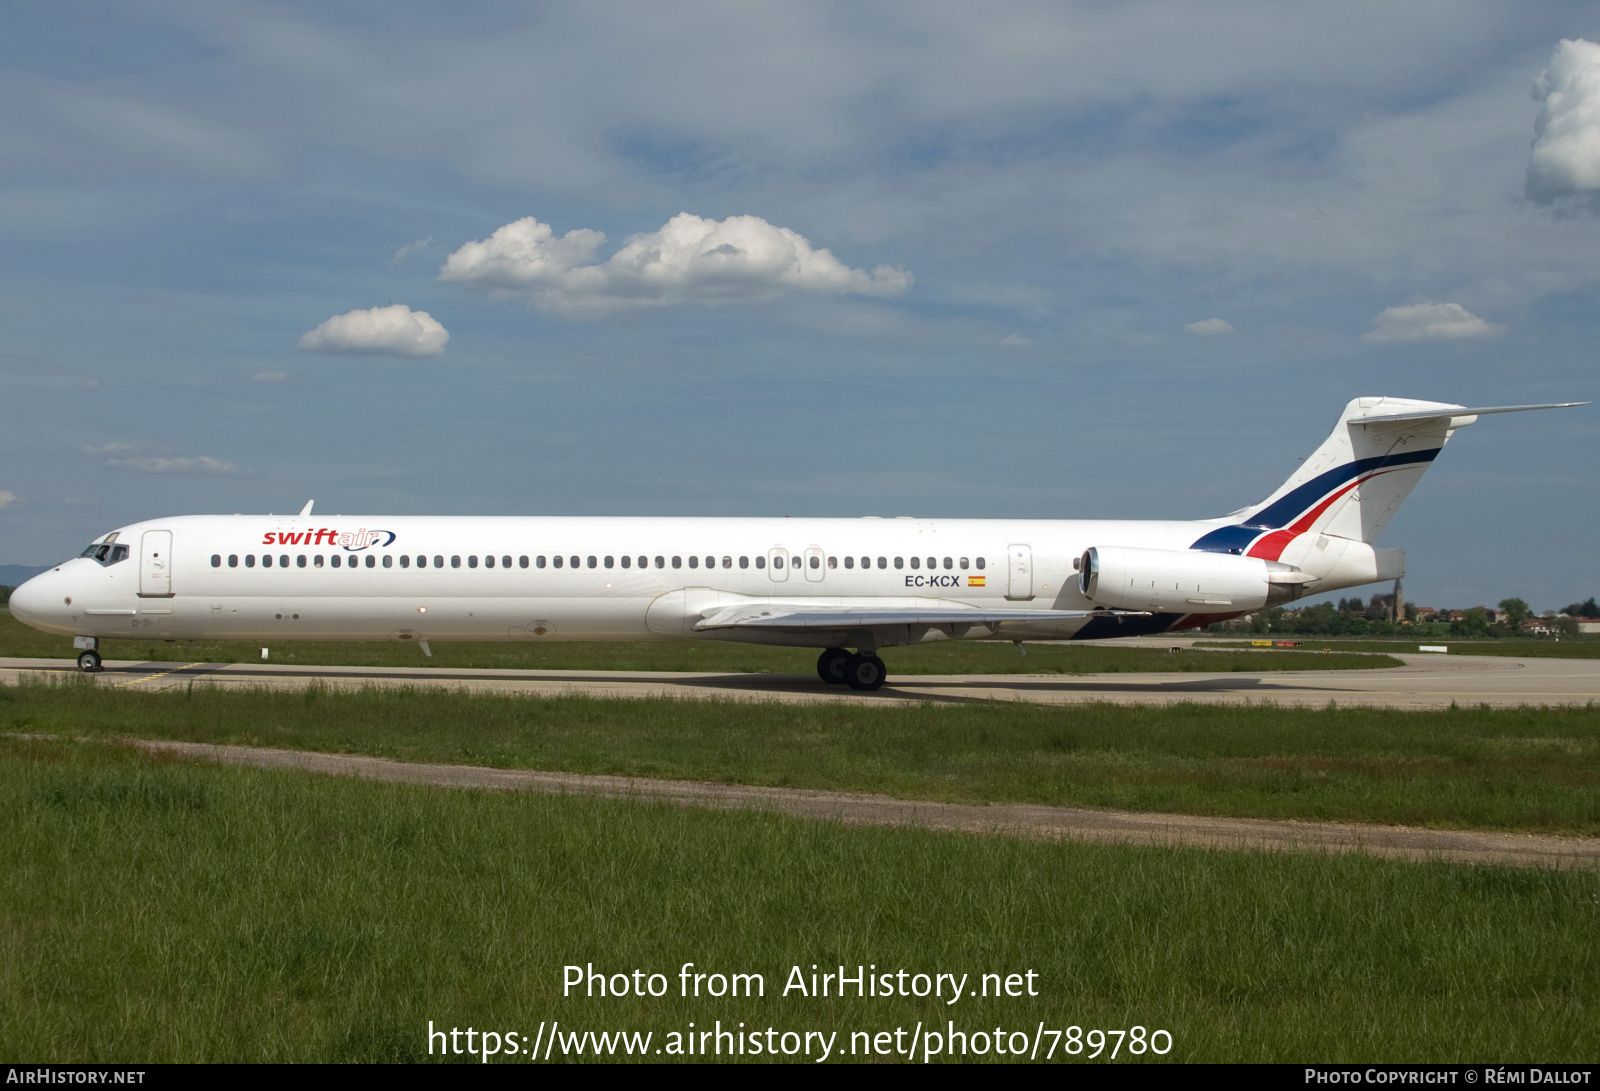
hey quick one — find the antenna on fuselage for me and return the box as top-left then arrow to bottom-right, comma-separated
299,500 -> 314,516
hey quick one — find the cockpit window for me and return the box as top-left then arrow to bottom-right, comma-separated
79,542 -> 129,566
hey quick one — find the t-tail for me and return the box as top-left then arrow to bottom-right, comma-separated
1188,397 -> 1584,592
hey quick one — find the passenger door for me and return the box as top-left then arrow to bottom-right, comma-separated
140,530 -> 174,597
1006,543 -> 1033,601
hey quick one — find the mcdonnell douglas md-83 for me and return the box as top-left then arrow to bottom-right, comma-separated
7,397 -> 1584,690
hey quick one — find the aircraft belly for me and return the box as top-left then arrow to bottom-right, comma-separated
1071,612 -> 1187,639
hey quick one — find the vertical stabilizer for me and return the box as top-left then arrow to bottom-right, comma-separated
1191,397 -> 1470,557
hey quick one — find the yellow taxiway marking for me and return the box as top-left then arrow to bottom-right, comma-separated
114,663 -> 206,688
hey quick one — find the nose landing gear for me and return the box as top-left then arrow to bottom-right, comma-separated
76,649 -> 103,673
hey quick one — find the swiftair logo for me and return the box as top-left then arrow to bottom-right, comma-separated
260,528 -> 398,551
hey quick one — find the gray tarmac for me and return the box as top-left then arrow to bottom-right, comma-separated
3,645 -> 1599,708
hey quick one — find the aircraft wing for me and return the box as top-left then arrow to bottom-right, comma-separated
692,602 -> 1133,639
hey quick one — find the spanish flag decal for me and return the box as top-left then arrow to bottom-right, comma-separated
968,576 -> 986,587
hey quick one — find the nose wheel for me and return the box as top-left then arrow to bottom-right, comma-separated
76,650 -> 103,673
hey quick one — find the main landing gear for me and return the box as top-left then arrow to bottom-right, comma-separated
817,647 -> 887,691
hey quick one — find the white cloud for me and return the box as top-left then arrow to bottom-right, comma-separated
1362,303 -> 1505,343
0,490 -> 17,509
389,236 -> 433,266
81,442 -> 136,455
999,333 -> 1031,347
1183,318 -> 1235,337
1527,39 -> 1600,204
439,219 -> 604,291
439,213 -> 912,318
297,304 -> 448,357
253,371 -> 289,383
105,455 -> 237,475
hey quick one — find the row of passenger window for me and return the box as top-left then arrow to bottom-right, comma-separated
211,553 -> 990,571
215,553 -> 529,569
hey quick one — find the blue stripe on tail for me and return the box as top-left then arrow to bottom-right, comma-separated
1190,447 -> 1438,554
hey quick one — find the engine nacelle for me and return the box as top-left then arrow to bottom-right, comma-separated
1079,546 -> 1313,613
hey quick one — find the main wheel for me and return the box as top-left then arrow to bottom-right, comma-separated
817,647 -> 851,685
76,650 -> 102,673
844,653 -> 887,691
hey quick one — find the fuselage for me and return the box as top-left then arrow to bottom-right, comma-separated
10,513 -> 1222,647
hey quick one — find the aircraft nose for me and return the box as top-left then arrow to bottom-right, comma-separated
7,573 -> 50,628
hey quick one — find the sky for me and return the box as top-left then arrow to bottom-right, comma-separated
2,1 -> 1597,611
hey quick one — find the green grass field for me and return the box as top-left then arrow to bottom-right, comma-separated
5,680 -> 1596,832
0,608 -> 1401,674
3,612 -> 1592,1063
2,738 -> 1593,1063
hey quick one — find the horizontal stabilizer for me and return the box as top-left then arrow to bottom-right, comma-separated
1356,401 -> 1585,425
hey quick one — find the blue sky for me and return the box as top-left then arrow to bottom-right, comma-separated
2,2 -> 1597,610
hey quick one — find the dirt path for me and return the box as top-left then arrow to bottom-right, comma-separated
115,736 -> 1600,870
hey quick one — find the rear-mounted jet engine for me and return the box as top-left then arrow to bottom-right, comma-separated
1079,545 -> 1315,613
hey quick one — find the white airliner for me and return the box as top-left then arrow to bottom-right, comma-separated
7,397 -> 1582,690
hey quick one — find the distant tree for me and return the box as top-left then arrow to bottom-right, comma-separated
1294,602 -> 1354,634
1249,607 -> 1285,634
1498,598 -> 1532,627
0,584 -> 11,606
1562,597 -> 1600,619
1453,607 -> 1489,637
